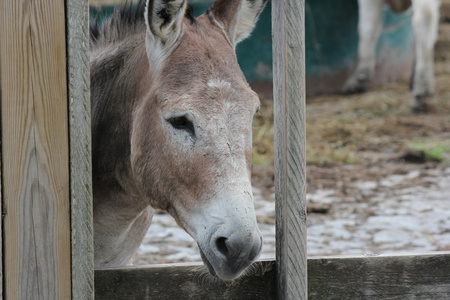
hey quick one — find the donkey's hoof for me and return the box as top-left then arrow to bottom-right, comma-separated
411,94 -> 434,113
342,71 -> 371,95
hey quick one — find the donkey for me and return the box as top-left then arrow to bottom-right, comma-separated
90,0 -> 267,280
342,0 -> 441,112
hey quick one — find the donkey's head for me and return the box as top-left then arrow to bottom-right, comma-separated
131,0 -> 267,280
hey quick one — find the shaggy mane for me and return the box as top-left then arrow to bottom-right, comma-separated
90,0 -> 196,50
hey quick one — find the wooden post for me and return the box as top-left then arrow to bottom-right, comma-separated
67,0 -> 94,299
0,0 -> 93,299
272,0 -> 307,299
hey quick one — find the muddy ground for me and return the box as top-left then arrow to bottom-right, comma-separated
130,5 -> 450,264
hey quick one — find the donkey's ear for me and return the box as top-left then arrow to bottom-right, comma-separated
208,0 -> 268,46
145,0 -> 187,73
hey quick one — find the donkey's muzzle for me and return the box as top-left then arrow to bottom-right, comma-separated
214,235 -> 262,263
200,228 -> 263,280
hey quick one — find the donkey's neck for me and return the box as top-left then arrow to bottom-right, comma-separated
91,35 -> 149,196
91,36 -> 154,266
93,192 -> 154,267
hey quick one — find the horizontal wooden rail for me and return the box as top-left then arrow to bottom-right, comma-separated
95,252 -> 450,299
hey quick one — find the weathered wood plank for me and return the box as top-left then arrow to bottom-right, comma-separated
272,0 -> 307,299
308,253 -> 450,300
0,1 -> 71,299
94,253 -> 450,299
66,0 -> 94,299
95,261 -> 276,300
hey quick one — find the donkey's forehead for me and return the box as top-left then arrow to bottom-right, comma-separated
207,78 -> 231,89
161,16 -> 245,82
205,76 -> 260,108
159,74 -> 259,113
157,16 -> 259,107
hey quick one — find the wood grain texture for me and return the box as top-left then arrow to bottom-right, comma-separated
66,0 -> 95,299
0,1 -> 71,299
272,0 -> 307,299
94,253 -> 450,299
308,253 -> 450,300
95,261 -> 276,299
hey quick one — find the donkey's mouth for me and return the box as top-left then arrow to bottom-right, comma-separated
199,247 -> 218,278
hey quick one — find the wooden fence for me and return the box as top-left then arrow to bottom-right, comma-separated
0,0 -> 93,299
1,0 -> 449,299
95,253 -> 450,299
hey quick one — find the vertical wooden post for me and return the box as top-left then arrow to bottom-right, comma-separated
0,0 -> 93,299
67,0 -> 94,299
1,1 -> 71,298
272,0 -> 307,299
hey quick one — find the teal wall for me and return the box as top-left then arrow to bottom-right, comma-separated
305,0 -> 413,76
305,0 -> 359,76
377,6 -> 414,60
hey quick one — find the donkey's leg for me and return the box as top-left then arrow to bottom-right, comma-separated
343,0 -> 385,94
410,0 -> 441,112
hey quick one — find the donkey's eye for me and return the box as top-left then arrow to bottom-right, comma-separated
167,116 -> 195,136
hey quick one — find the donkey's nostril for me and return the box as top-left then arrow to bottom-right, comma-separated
216,237 -> 229,257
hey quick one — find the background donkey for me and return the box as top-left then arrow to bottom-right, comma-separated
90,0 -> 268,280
343,0 -> 441,112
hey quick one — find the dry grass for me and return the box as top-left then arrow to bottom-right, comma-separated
252,76 -> 450,168
252,99 -> 275,165
252,4 -> 450,169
